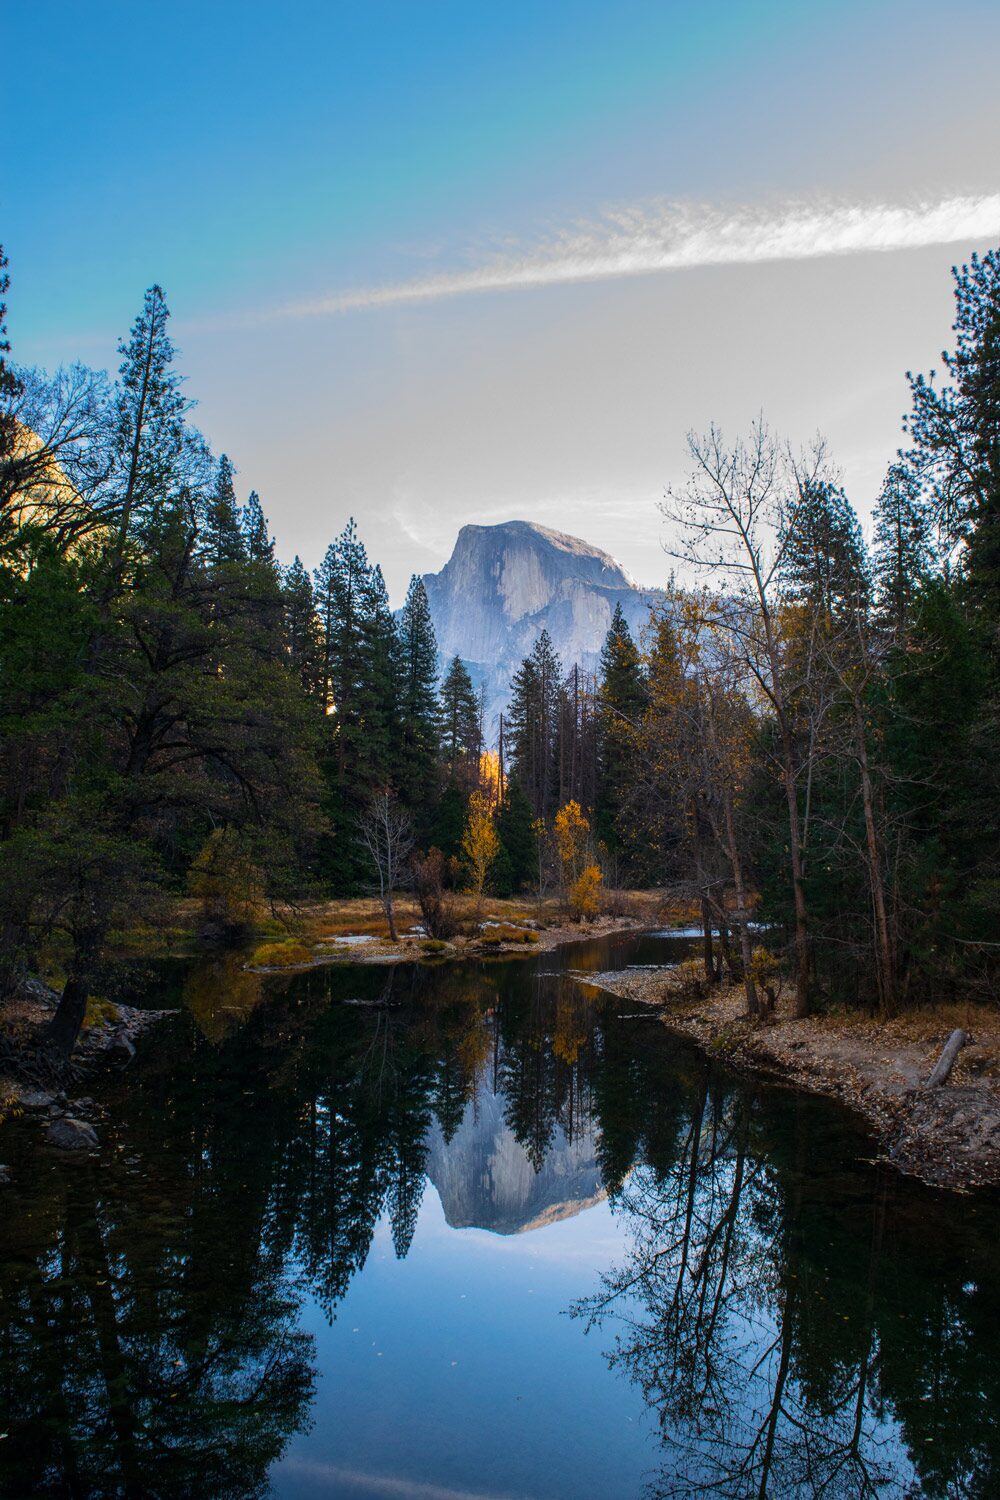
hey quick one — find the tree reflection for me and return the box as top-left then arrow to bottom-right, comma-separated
2,944 -> 1000,1497
575,1078 -> 1000,1498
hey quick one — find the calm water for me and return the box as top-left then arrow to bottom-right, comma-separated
1,933 -> 999,1499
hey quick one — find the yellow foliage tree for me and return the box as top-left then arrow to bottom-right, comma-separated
568,863 -> 603,921
478,749 -> 502,807
553,800 -> 591,891
187,827 -> 266,933
462,790 -> 499,918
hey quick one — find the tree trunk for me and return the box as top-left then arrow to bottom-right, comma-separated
925,1029 -> 967,1088
700,895 -> 715,982
383,894 -> 398,942
853,696 -> 896,1018
47,974 -> 90,1061
722,791 -> 759,1020
778,721 -> 810,1017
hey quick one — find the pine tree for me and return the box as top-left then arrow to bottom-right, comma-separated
595,604 -> 648,860
397,575 -> 440,818
430,782 -> 467,863
314,517 -> 369,716
905,249 -> 1000,647
495,776 -> 538,892
202,454 -> 246,566
313,518 -> 374,892
872,462 -> 936,635
779,477 -> 870,620
243,489 -> 276,565
439,656 -> 481,785
282,556 -> 323,701
0,245 -> 21,466
359,562 -> 403,786
111,284 -> 190,569
507,629 -> 562,819
552,666 -> 598,814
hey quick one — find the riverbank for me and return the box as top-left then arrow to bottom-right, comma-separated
249,891 -> 673,971
0,979 -> 176,1146
575,965 -> 1000,1191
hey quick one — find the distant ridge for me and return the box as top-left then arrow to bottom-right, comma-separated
421,519 -> 664,726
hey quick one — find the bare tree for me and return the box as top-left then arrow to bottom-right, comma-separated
358,791 -> 414,942
662,421 -> 826,1017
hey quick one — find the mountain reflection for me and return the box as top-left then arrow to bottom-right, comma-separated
1,942 -> 999,1498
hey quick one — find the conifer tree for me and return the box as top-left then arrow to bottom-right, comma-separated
0,246 -> 21,465
430,782 -> 467,863
872,463 -> 936,635
314,517 -> 369,716
359,562 -> 403,785
282,556 -> 323,701
905,249 -> 1000,647
507,629 -> 562,819
243,489 -> 276,565
397,575 -> 440,817
202,454 -> 246,566
779,477 -> 870,620
439,656 -> 481,784
110,284 -> 190,575
495,776 -> 538,892
313,518 -> 374,892
595,604 -> 648,860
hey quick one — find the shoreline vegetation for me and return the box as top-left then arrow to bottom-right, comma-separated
575,962 -> 1000,1192
5,891 -> 1000,1198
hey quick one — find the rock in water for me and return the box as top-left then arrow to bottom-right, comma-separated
421,520 -> 665,728
16,1088 -> 57,1112
45,1117 -> 99,1152
109,1029 -> 136,1063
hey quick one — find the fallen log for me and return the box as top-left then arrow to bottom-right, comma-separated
924,1029 -> 968,1088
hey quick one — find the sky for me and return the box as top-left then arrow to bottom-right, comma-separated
6,0 -> 1000,600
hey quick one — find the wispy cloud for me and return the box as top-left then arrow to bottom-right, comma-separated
276,1459 -> 537,1500
231,192 -> 1000,326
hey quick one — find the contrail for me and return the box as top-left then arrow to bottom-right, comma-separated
210,192 -> 1000,327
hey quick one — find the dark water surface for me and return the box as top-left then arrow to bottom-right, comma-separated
2,932 -> 999,1498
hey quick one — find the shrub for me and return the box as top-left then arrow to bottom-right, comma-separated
83,997 -> 120,1028
673,957 -> 707,999
249,940 -> 313,969
411,848 -> 459,940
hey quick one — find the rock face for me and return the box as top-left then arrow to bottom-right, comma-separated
424,1086 -> 605,1235
422,520 -> 664,728
44,1117 -> 99,1152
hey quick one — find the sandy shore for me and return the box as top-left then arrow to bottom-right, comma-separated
575,965 -> 1000,1192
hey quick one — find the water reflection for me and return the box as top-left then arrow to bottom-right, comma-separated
576,1072 -> 1000,1498
0,937 -> 998,1498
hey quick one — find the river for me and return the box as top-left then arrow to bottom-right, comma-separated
1,931 -> 998,1498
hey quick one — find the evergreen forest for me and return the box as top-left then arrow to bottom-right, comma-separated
3,243 -> 1000,1062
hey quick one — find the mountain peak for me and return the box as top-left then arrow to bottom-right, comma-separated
451,519 -> 637,586
422,518 -> 663,725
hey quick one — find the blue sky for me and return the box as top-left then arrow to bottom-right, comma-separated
6,1 -> 1000,595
